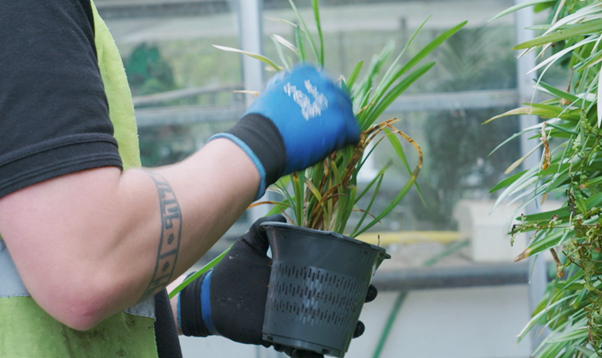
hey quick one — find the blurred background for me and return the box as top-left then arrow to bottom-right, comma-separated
95,0 -> 560,357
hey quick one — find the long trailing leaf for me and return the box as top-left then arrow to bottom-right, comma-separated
336,185 -> 357,234
353,126 -> 422,236
488,118 -> 561,157
346,61 -> 363,89
376,20 -> 467,96
488,128 -> 538,157
353,42 -> 395,109
517,294 -> 577,343
168,244 -> 234,299
212,45 -> 281,71
365,62 -> 436,128
265,16 -> 298,28
598,62 -> 602,127
545,327 -> 588,344
489,0 -> 556,22
384,127 -> 424,202
483,106 -> 577,124
489,170 -> 528,193
544,2 -> 602,36
528,36 -> 599,75
492,165 -> 540,212
504,140 -> 543,174
295,25 -> 307,62
522,207 -> 571,222
355,164 -> 389,204
546,122 -> 580,135
292,171 -> 304,226
272,34 -> 299,56
514,19 -> 602,50
536,81 -> 582,104
311,0 -> 324,67
351,172 -> 385,237
288,0 -> 319,63
370,16 -> 432,104
271,36 -> 291,69
273,180 -> 295,212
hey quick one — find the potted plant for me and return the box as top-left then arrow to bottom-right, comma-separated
487,0 -> 602,356
171,1 -> 465,356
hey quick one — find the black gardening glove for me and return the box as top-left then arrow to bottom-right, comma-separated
178,215 -> 377,357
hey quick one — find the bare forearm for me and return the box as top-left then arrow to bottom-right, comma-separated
0,139 -> 258,330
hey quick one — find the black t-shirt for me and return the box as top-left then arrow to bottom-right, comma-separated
0,1 -> 181,356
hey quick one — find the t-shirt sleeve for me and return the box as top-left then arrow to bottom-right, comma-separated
0,0 -> 123,199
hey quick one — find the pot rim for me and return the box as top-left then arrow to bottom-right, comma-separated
261,221 -> 390,258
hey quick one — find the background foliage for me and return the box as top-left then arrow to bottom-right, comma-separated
489,1 -> 602,356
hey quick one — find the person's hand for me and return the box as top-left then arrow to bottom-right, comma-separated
178,215 -> 376,357
210,64 -> 360,198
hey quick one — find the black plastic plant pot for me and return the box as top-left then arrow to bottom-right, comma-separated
260,222 -> 390,358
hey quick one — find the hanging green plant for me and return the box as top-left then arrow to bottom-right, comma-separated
488,1 -> 602,356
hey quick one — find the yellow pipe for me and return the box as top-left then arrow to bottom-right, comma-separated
355,231 -> 463,246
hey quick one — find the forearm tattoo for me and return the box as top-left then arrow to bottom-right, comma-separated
140,172 -> 182,300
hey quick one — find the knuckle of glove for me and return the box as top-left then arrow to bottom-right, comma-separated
353,321 -> 365,338
365,284 -> 378,303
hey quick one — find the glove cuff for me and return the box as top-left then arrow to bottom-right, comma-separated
209,113 -> 286,199
179,270 -> 218,337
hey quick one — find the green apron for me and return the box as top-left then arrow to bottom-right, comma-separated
0,2 -> 159,357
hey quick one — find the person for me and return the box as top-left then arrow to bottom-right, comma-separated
0,1 -> 374,357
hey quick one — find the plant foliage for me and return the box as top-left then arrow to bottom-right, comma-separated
227,1 -> 466,236
489,1 -> 602,356
170,0 -> 466,298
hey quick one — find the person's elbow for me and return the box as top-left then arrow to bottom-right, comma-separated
30,273 -> 127,331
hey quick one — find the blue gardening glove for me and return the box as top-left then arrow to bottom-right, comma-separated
210,64 -> 360,198
178,215 -> 376,357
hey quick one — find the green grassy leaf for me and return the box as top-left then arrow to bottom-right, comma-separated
396,21 -> 466,80
346,61 -> 363,89
384,128 -> 424,201
355,163 -> 390,203
533,2 -> 555,12
488,125 -> 541,157
265,200 -> 293,216
352,133 -> 420,236
364,20 -> 466,125
272,34 -> 299,56
546,327 -> 588,343
517,294 -> 576,343
168,244 -> 233,299
354,42 -> 395,112
522,207 -> 571,222
212,45 -> 281,71
489,170 -> 528,193
504,141 -> 543,174
489,0 -> 555,22
546,122 -> 580,135
351,173 -> 384,237
370,17 -> 431,104
585,191 -> 602,209
365,62 -> 436,128
514,19 -> 602,50
295,25 -> 307,62
292,171 -> 305,226
288,0 -> 319,63
312,0 -> 324,67
271,36 -> 291,69
491,165 -> 540,211
483,106 -> 576,124
535,81 -> 583,104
